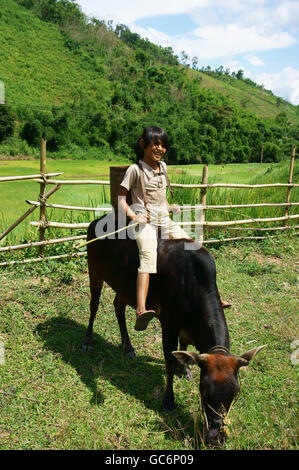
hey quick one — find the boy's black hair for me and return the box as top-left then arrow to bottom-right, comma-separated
135,126 -> 169,161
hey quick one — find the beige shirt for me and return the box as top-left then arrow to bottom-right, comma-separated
120,159 -> 169,216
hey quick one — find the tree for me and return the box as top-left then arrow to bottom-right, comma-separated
191,56 -> 199,70
0,105 -> 15,142
263,141 -> 280,162
20,120 -> 43,147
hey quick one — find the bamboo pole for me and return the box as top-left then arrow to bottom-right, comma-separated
32,179 -> 298,188
30,213 -> 299,230
39,138 -> 47,256
284,145 -> 296,227
203,236 -> 273,244
0,173 -> 62,183
25,200 -> 299,211
179,214 -> 299,226
171,183 -> 298,188
176,202 -> 299,209
33,178 -> 110,185
0,251 -> 86,267
211,225 -> 299,231
26,200 -> 113,212
0,235 -> 87,252
199,165 -> 208,243
31,221 -> 90,229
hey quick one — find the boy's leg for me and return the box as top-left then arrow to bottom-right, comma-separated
134,224 -> 157,330
136,272 -> 150,313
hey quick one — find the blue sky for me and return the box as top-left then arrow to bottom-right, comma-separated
76,0 -> 299,105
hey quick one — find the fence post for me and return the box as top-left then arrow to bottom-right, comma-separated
39,138 -> 47,256
199,164 -> 208,243
284,145 -> 296,227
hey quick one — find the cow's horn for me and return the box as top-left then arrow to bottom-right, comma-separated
240,344 -> 267,362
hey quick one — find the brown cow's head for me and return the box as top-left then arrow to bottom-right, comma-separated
172,345 -> 266,447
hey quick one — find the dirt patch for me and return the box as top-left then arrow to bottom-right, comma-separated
23,277 -> 51,286
253,252 -> 283,266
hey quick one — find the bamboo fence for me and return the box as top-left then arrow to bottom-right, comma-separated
0,139 -> 297,266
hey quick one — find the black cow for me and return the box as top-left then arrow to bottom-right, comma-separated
83,217 -> 266,446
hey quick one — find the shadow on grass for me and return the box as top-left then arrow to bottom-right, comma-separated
36,316 -> 200,446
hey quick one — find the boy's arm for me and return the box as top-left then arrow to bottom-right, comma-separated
118,186 -> 137,220
118,186 -> 148,223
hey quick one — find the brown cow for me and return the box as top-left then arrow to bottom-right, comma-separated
83,216 -> 266,446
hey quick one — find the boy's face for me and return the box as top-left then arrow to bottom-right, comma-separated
143,138 -> 167,166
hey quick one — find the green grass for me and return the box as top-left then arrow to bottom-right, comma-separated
0,0 -> 111,108
0,233 -> 298,449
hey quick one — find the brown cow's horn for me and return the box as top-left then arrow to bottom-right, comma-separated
240,344 -> 267,362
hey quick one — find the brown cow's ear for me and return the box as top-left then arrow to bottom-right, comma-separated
172,351 -> 207,367
236,357 -> 250,368
240,344 -> 267,362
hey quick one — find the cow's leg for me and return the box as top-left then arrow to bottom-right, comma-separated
114,294 -> 136,360
161,323 -> 179,411
83,277 -> 103,351
176,339 -> 192,380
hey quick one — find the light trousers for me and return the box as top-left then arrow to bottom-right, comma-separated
130,217 -> 189,273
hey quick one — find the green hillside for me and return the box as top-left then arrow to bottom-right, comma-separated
0,0 -> 298,164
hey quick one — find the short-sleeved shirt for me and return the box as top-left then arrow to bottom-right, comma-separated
120,159 -> 169,216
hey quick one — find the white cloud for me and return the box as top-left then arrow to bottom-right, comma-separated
244,54 -> 264,66
254,67 -> 299,104
77,0 -> 299,32
274,1 -> 299,30
131,23 -> 295,60
77,0 -> 201,24
77,1 -> 298,59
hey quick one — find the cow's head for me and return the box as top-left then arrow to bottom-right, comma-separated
172,345 -> 266,447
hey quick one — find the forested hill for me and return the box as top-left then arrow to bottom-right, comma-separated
0,0 -> 298,164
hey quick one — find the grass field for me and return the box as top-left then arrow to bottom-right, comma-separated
0,233 -> 298,450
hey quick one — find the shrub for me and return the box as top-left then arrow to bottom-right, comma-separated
0,104 -> 16,143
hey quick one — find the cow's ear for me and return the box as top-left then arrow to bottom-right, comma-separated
240,344 -> 267,362
172,351 -> 207,367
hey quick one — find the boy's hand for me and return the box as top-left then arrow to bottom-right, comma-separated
131,212 -> 149,224
168,204 -> 181,215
